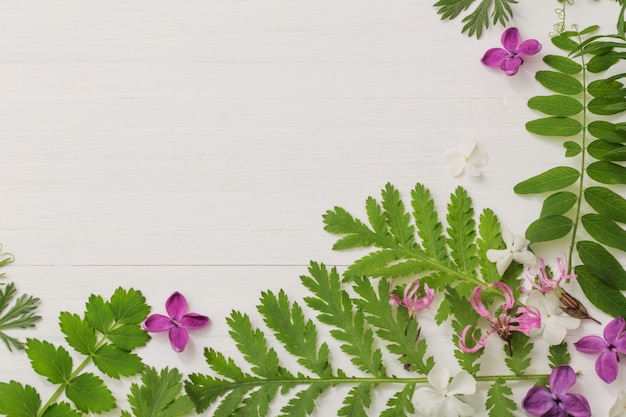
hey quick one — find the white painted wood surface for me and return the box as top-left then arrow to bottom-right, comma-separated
1,1 -> 622,415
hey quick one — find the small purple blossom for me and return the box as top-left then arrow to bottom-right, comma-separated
482,27 -> 542,76
459,282 -> 541,354
144,291 -> 210,352
574,316 -> 626,383
522,365 -> 591,417
390,280 -> 434,317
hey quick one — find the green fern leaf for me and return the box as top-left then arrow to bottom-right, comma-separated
381,183 -> 416,249
548,342 -> 571,368
486,378 -> 517,417
476,208 -> 504,283
338,384 -> 372,417
412,183 -> 449,263
446,187 -> 478,275
124,367 -> 194,417
278,385 -> 327,417
366,196 -> 391,238
504,333 -> 533,375
380,383 -> 416,417
323,207 -> 382,250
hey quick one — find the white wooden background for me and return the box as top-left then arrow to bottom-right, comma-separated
0,1 -> 622,415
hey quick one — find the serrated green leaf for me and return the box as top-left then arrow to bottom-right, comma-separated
184,375 -> 242,413
0,282 -> 41,351
526,117 -> 582,136
535,71 -> 583,95
577,241 -> 626,290
576,265 -> 626,317
587,161 -> 626,184
126,367 -> 194,417
93,344 -> 144,378
587,140 -> 626,161
0,382 -> 41,417
514,167 -> 580,194
548,342 -> 571,368
203,348 -> 250,382
446,187 -> 477,275
323,206 -> 380,250
109,288 -> 150,325
25,339 -> 73,384
477,208 -> 504,283
338,384 -> 371,417
525,215 -> 573,243
504,333 -> 532,375
588,79 -> 624,97
59,312 -> 97,355
344,249 -> 403,280
528,95 -> 583,116
365,196 -> 390,238
543,55 -> 582,74
433,0 -> 475,21
588,120 -> 626,142
540,192 -> 577,217
381,183 -> 415,249
551,34 -> 579,51
84,294 -> 115,334
564,141 -> 582,157
65,373 -> 116,413
581,214 -> 626,252
107,324 -> 150,350
412,183 -> 448,263
279,385 -> 326,417
486,378 -> 517,417
588,94 -> 626,115
380,384 -> 415,417
585,186 -> 626,223
587,52 -> 620,73
42,402 -> 82,417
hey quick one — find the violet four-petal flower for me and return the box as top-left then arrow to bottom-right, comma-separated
482,27 -> 542,76
144,291 -> 210,352
522,365 -> 591,417
574,316 -> 626,383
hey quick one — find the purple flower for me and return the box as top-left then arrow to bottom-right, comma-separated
144,291 -> 210,352
482,27 -> 542,76
574,316 -> 626,383
522,365 -> 591,417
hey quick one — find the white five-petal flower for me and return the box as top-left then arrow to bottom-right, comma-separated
414,366 -> 476,417
486,229 -> 537,276
610,391 -> 626,417
444,139 -> 489,177
525,291 -> 580,345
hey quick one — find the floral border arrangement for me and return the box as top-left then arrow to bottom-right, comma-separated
2,2 -> 626,417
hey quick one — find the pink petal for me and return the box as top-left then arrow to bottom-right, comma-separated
469,286 -> 491,318
522,386 -> 555,415
561,393 -> 591,417
574,335 -> 606,353
491,282 -> 514,311
550,365 -> 577,395
168,326 -> 190,352
481,48 -> 508,67
501,27 -> 520,52
604,316 -> 625,343
180,313 -> 210,329
165,291 -> 188,321
144,314 -> 174,332
596,349 -> 619,383
614,334 -> 626,354
516,39 -> 542,56
500,56 -> 522,76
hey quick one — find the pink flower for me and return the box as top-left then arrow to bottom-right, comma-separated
524,257 -> 575,293
144,291 -> 210,352
390,280 -> 434,317
482,27 -> 542,76
522,365 -> 591,417
574,316 -> 626,383
459,282 -> 540,354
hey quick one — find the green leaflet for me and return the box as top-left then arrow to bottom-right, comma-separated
588,120 -> 626,142
587,140 -> 626,161
543,55 -> 582,74
526,117 -> 582,136
486,379 -> 516,417
535,71 -> 584,95
587,161 -> 626,184
552,33 -> 579,51
513,167 -> 580,194
584,186 -> 626,223
576,241 -> 626,290
581,214 -> 626,251
433,0 -> 517,38
563,141 -> 582,157
540,192 -> 577,217
576,266 -> 626,317
525,215 -> 573,243
527,95 -> 583,116
548,342 -> 571,368
0,382 -> 41,417
123,367 -> 194,417
588,79 -> 624,97
26,340 -> 73,384
65,373 -> 115,414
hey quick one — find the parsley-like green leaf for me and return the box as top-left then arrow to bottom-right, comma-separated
84,294 -> 115,334
59,312 -> 97,355
338,384 -> 372,417
446,187 -> 478,275
93,344 -> 144,378
504,333 -> 533,375
380,383 -> 415,417
549,341 -> 571,368
486,378 -> 517,417
107,324 -> 151,350
41,402 -> 82,417
109,288 -> 150,325
26,339 -> 73,384
0,381 -> 41,417
125,367 -> 194,417
65,373 -> 116,413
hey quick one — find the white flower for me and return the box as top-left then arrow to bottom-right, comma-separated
610,391 -> 626,417
444,138 -> 489,177
525,291 -> 580,345
414,366 -> 476,417
486,229 -> 537,276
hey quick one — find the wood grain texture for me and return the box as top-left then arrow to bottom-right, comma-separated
0,0 -> 622,415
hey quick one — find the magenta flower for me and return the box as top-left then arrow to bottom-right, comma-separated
459,282 -> 540,354
390,280 -> 434,317
522,365 -> 591,417
524,257 -> 575,293
144,291 -> 210,352
482,27 -> 542,76
574,316 -> 626,383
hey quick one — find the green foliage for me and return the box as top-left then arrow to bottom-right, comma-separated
519,24 -> 626,316
122,367 -> 194,417
548,342 -> 571,368
504,333 -> 533,376
486,378 -> 517,417
433,0 -> 518,38
0,246 -> 40,351
0,287 -> 163,417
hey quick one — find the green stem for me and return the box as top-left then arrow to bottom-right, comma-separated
567,31 -> 589,274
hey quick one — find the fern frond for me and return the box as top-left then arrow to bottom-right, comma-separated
486,378 -> 517,417
381,183 -> 416,249
504,333 -> 533,375
477,208 -> 504,284
338,384 -> 373,417
446,187 -> 478,275
380,383 -> 416,417
411,183 -> 449,264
